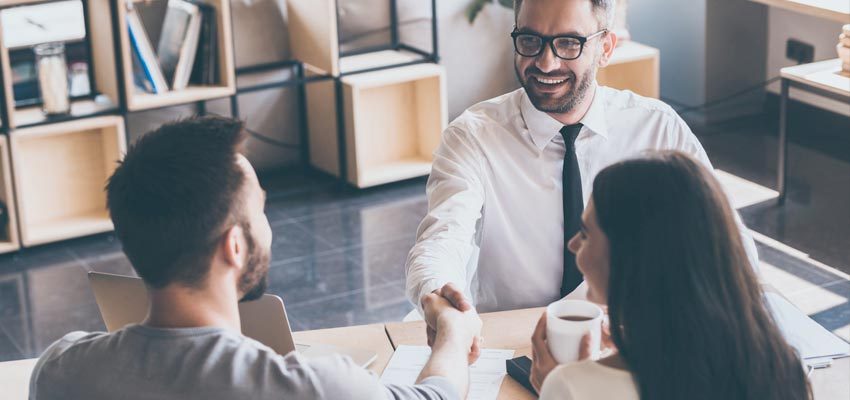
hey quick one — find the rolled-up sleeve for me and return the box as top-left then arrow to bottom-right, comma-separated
405,125 -> 486,312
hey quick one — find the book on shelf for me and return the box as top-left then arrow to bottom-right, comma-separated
188,0 -> 218,85
127,4 -> 169,94
157,0 -> 203,90
131,40 -> 154,93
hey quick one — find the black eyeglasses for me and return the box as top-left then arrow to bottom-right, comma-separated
511,29 -> 608,60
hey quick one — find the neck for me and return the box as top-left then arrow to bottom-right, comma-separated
547,84 -> 597,126
144,279 -> 241,332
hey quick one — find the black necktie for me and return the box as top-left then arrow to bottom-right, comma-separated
560,123 -> 584,297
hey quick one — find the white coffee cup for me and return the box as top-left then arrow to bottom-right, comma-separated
546,299 -> 603,364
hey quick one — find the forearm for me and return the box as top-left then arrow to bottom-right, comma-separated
416,332 -> 471,398
405,248 -> 467,313
406,127 -> 485,311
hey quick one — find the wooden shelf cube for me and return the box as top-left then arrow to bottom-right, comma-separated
311,63 -> 446,188
13,98 -> 118,129
116,0 -> 236,111
0,0 -> 120,128
597,41 -> 660,99
0,135 -> 19,254
287,0 -> 430,76
10,115 -> 126,246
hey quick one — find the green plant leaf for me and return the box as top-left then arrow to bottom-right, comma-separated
497,0 -> 514,9
466,0 -> 491,24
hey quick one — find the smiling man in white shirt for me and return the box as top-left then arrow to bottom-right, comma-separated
405,0 -> 758,315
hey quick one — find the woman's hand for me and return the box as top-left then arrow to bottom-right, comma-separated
530,311 -> 558,392
599,315 -> 617,358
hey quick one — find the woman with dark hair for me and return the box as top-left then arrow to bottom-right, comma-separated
530,151 -> 811,400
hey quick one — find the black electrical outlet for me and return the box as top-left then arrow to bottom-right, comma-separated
786,39 -> 814,64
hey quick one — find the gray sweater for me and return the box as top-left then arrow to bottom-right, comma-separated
29,325 -> 457,400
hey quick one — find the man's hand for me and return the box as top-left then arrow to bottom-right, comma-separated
432,282 -> 474,311
421,291 -> 482,365
423,283 -> 481,363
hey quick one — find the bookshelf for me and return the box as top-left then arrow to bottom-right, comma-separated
0,0 -> 238,250
293,0 -> 443,187
287,0 -> 437,77
0,135 -> 18,253
597,41 -> 660,99
115,0 -> 236,111
304,62 -> 448,188
10,115 -> 125,246
0,0 -> 439,250
0,0 -> 120,129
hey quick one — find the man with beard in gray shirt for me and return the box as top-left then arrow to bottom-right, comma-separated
29,116 -> 482,400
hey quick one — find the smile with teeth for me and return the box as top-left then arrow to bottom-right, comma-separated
535,77 -> 568,85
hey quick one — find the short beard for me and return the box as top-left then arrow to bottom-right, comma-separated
515,55 -> 598,114
237,224 -> 271,303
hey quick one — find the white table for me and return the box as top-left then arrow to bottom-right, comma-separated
748,0 -> 850,23
776,59 -> 850,204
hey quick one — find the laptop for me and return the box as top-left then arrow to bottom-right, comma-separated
87,272 -> 376,367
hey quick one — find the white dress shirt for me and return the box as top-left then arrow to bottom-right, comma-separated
405,84 -> 759,313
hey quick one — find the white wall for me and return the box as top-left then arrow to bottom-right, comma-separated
628,0 -> 708,106
435,1 -> 519,119
765,7 -> 849,117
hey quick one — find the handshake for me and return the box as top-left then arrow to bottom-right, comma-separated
421,283 -> 616,395
421,283 -> 483,364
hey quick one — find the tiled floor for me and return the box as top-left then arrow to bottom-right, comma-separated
0,103 -> 847,363
695,99 -> 850,273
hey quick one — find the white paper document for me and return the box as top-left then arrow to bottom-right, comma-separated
380,345 -> 515,400
765,292 -> 850,361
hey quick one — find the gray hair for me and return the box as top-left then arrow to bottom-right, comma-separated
514,0 -> 616,29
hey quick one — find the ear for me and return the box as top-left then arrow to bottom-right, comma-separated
597,31 -> 618,68
220,224 -> 246,272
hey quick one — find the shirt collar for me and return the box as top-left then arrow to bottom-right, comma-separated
520,84 -> 609,151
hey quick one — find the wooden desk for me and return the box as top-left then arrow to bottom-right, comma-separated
776,59 -> 850,204
812,357 -> 850,399
748,0 -> 850,23
292,323 -> 394,374
0,358 -> 38,400
386,307 -> 850,400
4,311 -> 846,399
386,307 -> 545,400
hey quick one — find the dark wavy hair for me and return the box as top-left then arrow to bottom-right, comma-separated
591,151 -> 811,400
106,116 -> 248,289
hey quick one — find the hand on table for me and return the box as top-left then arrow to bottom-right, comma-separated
421,283 -> 482,364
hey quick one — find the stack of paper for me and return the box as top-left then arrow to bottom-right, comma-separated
765,292 -> 850,365
381,345 -> 515,400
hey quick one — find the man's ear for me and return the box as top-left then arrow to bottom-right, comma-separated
597,31 -> 618,68
221,224 -> 246,271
